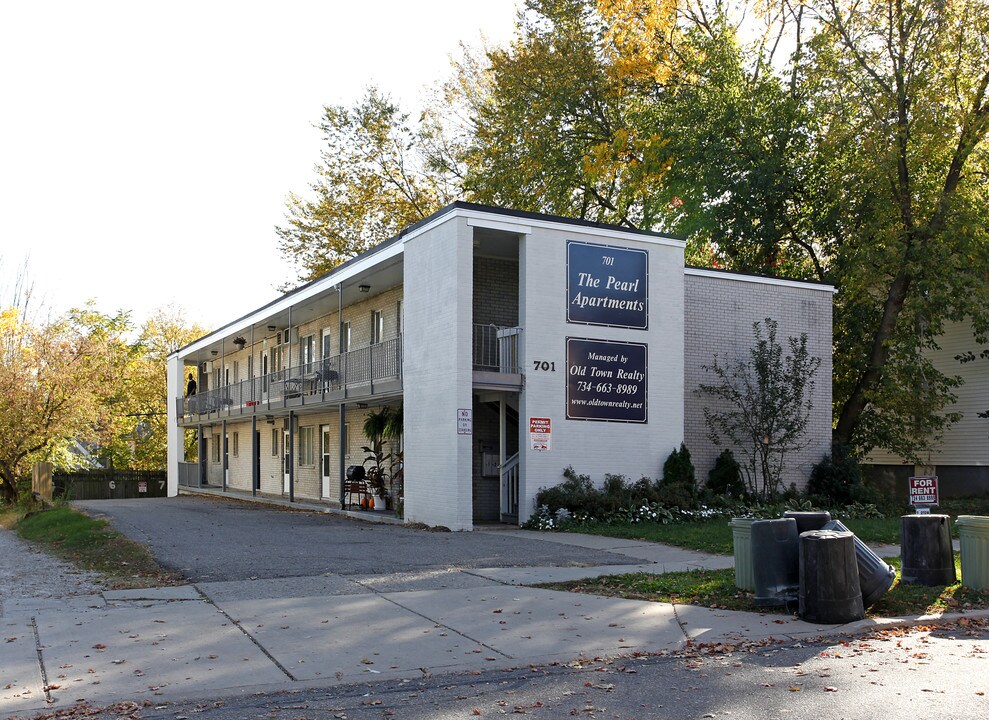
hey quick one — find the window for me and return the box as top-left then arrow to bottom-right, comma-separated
300,334 -> 315,369
344,423 -> 350,458
341,322 -> 351,353
321,328 -> 333,358
397,300 -> 402,335
232,432 -> 239,457
299,426 -> 315,466
270,345 -> 283,374
271,428 -> 279,456
233,361 -> 240,384
371,310 -> 384,345
212,434 -> 221,463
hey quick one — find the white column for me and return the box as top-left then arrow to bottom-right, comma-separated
166,354 -> 184,497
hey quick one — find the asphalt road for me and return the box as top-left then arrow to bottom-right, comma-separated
40,619 -> 989,720
74,496 -> 636,582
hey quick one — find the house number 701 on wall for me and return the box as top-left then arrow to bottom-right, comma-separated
532,361 -> 556,371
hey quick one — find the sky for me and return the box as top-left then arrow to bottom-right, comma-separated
0,0 -> 521,331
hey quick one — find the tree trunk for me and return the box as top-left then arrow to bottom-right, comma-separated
833,268 -> 913,447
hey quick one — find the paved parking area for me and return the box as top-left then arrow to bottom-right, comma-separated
74,496 -> 638,583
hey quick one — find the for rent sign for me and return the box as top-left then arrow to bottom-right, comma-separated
908,476 -> 939,507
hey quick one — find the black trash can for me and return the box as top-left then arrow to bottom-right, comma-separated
783,510 -> 832,535
799,530 -> 864,624
822,519 -> 896,608
751,518 -> 799,607
901,514 -> 956,586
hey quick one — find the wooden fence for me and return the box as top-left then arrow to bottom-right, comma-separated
53,469 -> 168,500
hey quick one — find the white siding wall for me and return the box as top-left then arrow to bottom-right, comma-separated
868,320 -> 989,467
403,215 -> 475,530
518,227 -> 685,522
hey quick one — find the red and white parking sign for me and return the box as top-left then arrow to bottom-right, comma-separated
908,476 -> 939,506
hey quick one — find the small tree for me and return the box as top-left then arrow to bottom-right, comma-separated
698,318 -> 821,500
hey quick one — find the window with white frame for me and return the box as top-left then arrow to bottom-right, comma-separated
299,426 -> 315,466
321,328 -> 332,358
232,432 -> 239,457
300,334 -> 315,369
341,322 -> 351,353
271,428 -> 279,456
370,310 -> 384,345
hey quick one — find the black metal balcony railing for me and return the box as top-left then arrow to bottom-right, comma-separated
177,336 -> 404,422
177,325 -> 523,423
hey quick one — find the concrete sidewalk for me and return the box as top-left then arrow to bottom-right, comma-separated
0,529 -> 975,717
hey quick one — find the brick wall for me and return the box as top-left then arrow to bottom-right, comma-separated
473,256 -> 519,327
683,270 -> 833,493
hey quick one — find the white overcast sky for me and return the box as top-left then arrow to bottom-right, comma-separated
0,1 -> 521,331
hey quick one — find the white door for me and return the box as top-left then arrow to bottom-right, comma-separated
283,429 -> 291,493
321,425 -> 332,498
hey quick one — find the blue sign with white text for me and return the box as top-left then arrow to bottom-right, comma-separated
567,241 -> 648,329
566,337 -> 648,423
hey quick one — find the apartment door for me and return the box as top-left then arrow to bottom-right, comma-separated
283,428 -> 291,493
320,424 -> 332,498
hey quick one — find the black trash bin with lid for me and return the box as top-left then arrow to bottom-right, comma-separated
799,530 -> 864,624
751,518 -> 799,607
783,510 -> 832,535
901,514 -> 956,586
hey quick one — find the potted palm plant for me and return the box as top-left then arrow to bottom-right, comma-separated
362,407 -> 393,510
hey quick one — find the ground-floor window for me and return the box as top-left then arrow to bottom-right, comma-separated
271,428 -> 279,456
232,431 -> 239,457
212,434 -> 221,462
299,426 -> 315,466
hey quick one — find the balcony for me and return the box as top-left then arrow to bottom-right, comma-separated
472,324 -> 523,391
176,336 -> 403,423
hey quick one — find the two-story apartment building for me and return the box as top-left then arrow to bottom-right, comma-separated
167,202 -> 834,530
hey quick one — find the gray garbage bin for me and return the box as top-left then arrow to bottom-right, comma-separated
822,519 -> 896,608
751,518 -> 799,607
730,518 -> 756,591
957,516 -> 989,590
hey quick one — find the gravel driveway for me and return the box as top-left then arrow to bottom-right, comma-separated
74,496 -> 635,583
0,526 -> 103,608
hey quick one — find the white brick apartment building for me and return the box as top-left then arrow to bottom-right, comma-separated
167,203 -> 834,530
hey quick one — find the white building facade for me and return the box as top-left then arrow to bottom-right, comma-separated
167,203 -> 834,529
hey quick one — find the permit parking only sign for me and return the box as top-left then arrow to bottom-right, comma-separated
909,475 -> 939,508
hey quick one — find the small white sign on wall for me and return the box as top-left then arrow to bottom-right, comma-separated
457,408 -> 473,435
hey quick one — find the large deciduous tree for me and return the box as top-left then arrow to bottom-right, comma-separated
808,0 -> 989,455
0,301 -> 132,505
276,88 -> 456,283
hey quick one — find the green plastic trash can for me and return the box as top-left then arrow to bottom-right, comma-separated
730,517 -> 756,591
957,516 -> 989,590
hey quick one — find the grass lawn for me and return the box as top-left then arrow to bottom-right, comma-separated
539,553 -> 989,618
11,505 -> 182,589
562,515 -> 961,555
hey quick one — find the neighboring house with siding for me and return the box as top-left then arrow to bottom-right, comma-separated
166,202 -> 833,530
864,320 -> 989,498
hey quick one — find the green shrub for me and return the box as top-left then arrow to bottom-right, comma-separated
706,449 -> 746,499
807,444 -> 863,506
659,444 -> 698,509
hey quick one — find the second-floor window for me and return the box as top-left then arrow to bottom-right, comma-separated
371,310 -> 384,345
300,334 -> 315,369
341,322 -> 351,353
